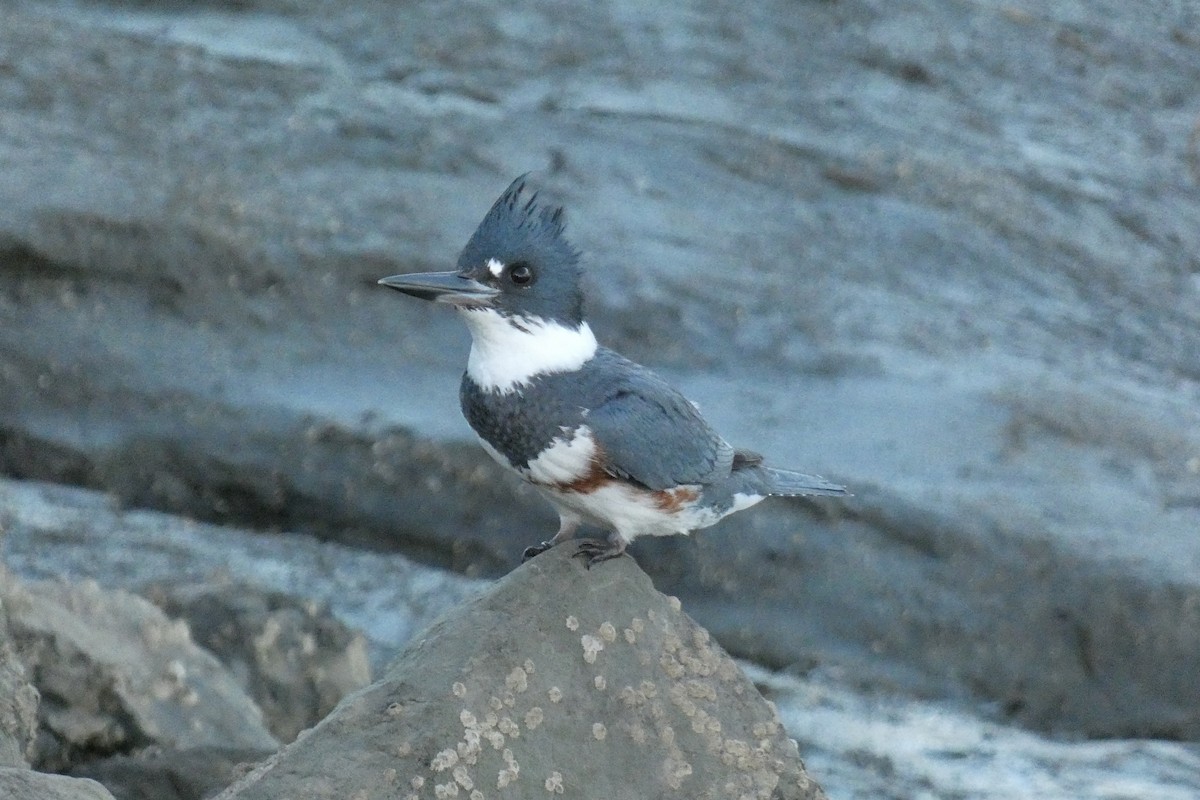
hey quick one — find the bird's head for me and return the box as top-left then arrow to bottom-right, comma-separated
379,175 -> 583,327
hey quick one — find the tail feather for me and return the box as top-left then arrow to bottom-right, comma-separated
763,467 -> 848,497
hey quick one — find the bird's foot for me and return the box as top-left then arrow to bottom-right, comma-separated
521,540 -> 557,562
523,516 -> 582,562
574,537 -> 627,569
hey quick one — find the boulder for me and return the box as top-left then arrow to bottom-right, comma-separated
0,767 -> 116,800
69,745 -> 268,800
0,575 -> 40,768
1,575 -> 279,771
217,544 -> 825,800
143,578 -> 372,743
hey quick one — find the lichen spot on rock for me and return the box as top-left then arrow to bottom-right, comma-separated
565,615 -> 579,631
431,747 -> 459,772
581,634 -> 604,664
505,666 -> 529,693
593,674 -> 607,691
548,686 -> 563,703
664,757 -> 693,790
598,621 -> 617,642
452,681 -> 467,698
545,770 -> 565,793
592,722 -> 607,740
524,706 -> 544,729
660,651 -> 686,679
497,748 -> 520,788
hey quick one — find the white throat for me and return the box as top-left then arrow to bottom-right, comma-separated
462,309 -> 598,393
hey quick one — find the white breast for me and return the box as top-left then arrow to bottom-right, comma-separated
525,426 -> 597,485
476,426 -> 598,487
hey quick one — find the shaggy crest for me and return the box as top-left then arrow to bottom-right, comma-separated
457,175 -> 580,277
497,175 -> 566,234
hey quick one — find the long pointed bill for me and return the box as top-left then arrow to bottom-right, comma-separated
377,271 -> 499,308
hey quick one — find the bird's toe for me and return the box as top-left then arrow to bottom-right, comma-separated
574,538 -> 626,569
521,540 -> 556,562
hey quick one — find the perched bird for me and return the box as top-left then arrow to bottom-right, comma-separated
379,176 -> 847,566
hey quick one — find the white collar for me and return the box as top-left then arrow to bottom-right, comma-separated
461,309 -> 598,393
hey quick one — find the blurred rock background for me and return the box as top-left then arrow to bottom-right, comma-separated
1,0 -> 1199,797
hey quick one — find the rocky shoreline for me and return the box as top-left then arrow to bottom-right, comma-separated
2,486 -> 829,799
4,478 -> 1200,798
2,0 -> 1199,796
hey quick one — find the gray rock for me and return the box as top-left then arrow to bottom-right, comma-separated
69,746 -> 269,800
1,574 -> 278,771
0,0 -> 1198,743
142,579 -> 372,743
7,481 -> 1199,799
0,767 -> 116,800
0,575 -> 40,768
216,544 -> 825,800
0,477 -> 485,673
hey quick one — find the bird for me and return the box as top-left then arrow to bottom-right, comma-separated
379,175 -> 847,567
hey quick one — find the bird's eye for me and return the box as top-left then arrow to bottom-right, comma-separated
508,263 -> 534,286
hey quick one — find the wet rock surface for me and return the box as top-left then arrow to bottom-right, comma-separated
0,583 -> 40,769
0,478 -> 486,675
0,0 -> 1198,778
5,477 -> 1200,798
0,768 -> 116,800
0,482 -> 409,800
216,543 -> 826,800
0,574 -> 279,772
68,746 -> 268,800
142,579 -> 373,744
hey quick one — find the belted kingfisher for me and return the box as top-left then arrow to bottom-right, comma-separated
379,176 -> 847,566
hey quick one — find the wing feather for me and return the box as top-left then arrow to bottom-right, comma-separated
585,371 -> 733,491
